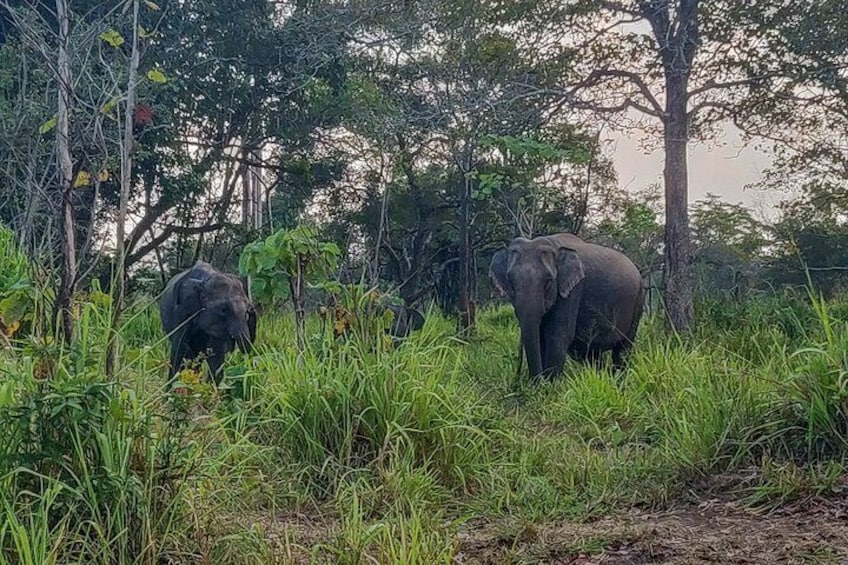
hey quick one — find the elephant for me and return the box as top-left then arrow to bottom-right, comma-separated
159,261 -> 257,385
383,303 -> 425,338
489,233 -> 645,380
324,296 -> 425,340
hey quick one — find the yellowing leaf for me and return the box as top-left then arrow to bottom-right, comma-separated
146,68 -> 167,84
97,169 -> 110,182
1,320 -> 20,338
100,98 -> 118,114
138,25 -> 152,38
90,290 -> 112,306
74,170 -> 92,188
99,29 -> 125,48
39,116 -> 57,135
144,0 -> 161,10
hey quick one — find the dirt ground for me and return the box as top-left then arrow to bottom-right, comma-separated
456,499 -> 848,564
254,498 -> 848,564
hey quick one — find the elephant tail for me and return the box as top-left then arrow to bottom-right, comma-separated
515,333 -> 524,378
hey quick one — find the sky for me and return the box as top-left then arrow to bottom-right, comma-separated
606,125 -> 787,222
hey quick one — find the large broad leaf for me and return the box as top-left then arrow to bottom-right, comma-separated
0,292 -> 29,325
256,247 -> 277,270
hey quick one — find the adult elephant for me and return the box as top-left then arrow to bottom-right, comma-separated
160,261 -> 257,384
489,233 -> 644,380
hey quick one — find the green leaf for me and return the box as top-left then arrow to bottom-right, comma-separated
146,68 -> 168,84
99,29 -> 125,48
39,116 -> 58,135
256,248 -> 277,270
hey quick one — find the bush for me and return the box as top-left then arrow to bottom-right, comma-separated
0,225 -> 34,341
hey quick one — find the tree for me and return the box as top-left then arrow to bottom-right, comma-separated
0,0 -> 354,300
768,182 -> 848,294
329,0 -> 596,324
560,0 -> 835,332
107,0 -> 146,377
690,193 -> 767,298
54,0 -> 75,344
240,226 -> 340,354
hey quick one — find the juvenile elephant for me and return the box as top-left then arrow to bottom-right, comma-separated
384,303 -> 425,338
326,298 -> 425,340
489,233 -> 644,380
159,261 -> 257,384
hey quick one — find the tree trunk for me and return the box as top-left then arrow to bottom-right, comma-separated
291,254 -> 306,355
662,73 -> 694,333
106,0 -> 140,378
457,148 -> 475,330
251,150 -> 263,228
242,148 -> 252,227
54,0 -> 75,345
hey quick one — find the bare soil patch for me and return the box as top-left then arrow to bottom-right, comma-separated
456,500 -> 848,564
244,499 -> 848,563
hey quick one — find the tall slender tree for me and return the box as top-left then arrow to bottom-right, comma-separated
561,0 -> 838,332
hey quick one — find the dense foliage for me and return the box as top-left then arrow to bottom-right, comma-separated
2,0 -> 848,561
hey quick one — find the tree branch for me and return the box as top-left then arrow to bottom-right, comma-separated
581,68 -> 664,117
125,223 -> 228,268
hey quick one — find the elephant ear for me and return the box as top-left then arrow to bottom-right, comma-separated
556,247 -> 585,298
406,308 -> 425,332
489,248 -> 512,297
174,275 -> 206,322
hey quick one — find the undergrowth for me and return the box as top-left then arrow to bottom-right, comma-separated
1,290 -> 848,562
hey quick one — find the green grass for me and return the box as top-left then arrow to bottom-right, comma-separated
2,290 -> 848,562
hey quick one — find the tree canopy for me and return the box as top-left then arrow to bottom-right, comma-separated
0,0 -> 846,337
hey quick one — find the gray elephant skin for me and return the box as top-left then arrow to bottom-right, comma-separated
384,303 -> 425,338
159,261 -> 257,384
328,298 -> 425,340
489,233 -> 644,380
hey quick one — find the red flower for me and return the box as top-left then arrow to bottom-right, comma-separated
133,103 -> 153,130
173,386 -> 188,395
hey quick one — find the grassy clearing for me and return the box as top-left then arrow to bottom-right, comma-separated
2,291 -> 848,562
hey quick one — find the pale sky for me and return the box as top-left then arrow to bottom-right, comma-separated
607,125 -> 784,221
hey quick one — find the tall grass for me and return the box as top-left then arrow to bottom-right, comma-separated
2,287 -> 848,562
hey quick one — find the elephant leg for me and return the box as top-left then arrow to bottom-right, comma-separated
168,342 -> 187,381
539,329 -> 547,375
207,341 -> 233,386
167,328 -> 192,382
569,342 -> 604,369
540,286 -> 583,378
611,344 -> 631,371
611,287 -> 644,372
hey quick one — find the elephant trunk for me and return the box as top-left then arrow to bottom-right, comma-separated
519,318 -> 543,380
230,321 -> 252,353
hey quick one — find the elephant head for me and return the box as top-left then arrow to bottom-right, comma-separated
160,261 -> 257,381
490,237 -> 584,379
174,273 -> 256,351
